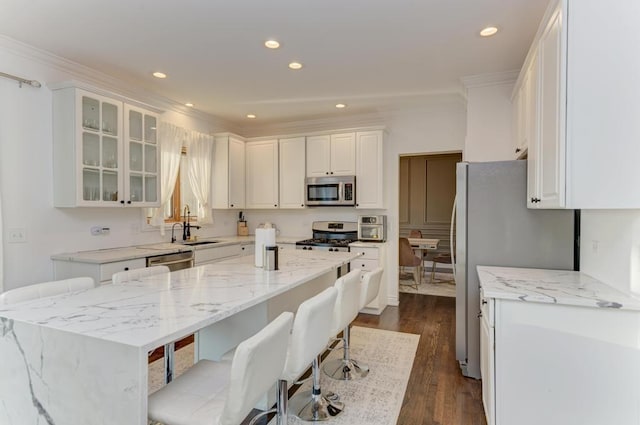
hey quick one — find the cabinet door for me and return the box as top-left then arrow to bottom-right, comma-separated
77,90 -> 124,206
228,137 -> 245,208
245,140 -> 279,209
537,5 -> 565,208
306,135 -> 331,177
355,131 -> 384,209
511,88 -> 523,158
330,133 -> 356,175
480,311 -> 495,425
526,52 -> 540,208
279,137 -> 306,209
124,105 -> 160,207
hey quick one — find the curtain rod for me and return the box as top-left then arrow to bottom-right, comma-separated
0,71 -> 41,88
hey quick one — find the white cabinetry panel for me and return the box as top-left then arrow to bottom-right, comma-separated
355,131 -> 384,209
279,137 -> 306,209
245,140 -> 278,209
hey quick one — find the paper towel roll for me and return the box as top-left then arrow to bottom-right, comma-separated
255,228 -> 276,267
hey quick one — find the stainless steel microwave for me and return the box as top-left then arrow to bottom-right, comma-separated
305,176 -> 356,206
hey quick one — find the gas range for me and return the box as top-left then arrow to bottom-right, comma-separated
296,221 -> 358,252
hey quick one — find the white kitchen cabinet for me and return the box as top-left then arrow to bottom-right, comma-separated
522,0 -> 640,209
349,243 -> 386,314
52,87 -> 161,207
245,140 -> 279,209
306,133 -> 355,177
511,53 -> 537,161
355,130 -> 384,209
53,258 -> 146,284
480,292 -> 640,425
213,134 -> 245,209
279,137 -> 306,209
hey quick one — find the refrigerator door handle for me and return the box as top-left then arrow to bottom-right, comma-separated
450,194 -> 457,281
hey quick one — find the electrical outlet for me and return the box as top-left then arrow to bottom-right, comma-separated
90,226 -> 110,236
8,228 -> 27,243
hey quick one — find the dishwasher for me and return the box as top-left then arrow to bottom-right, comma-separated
146,251 -> 194,271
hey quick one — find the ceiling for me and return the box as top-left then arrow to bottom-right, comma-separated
0,0 -> 549,126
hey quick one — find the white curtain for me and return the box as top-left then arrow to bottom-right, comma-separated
0,188 -> 3,294
151,122 -> 184,234
186,130 -> 214,224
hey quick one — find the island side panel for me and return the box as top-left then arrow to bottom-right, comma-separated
0,318 -> 146,425
267,269 -> 337,321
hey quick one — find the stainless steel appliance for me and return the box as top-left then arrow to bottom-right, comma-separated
455,160 -> 576,379
357,215 -> 387,242
146,251 -> 194,271
305,176 -> 356,206
296,221 -> 358,252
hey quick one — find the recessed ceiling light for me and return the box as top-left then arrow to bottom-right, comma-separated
480,26 -> 499,37
265,40 -> 280,49
152,71 -> 167,79
335,103 -> 347,109
288,62 -> 303,70
185,103 -> 194,107
247,114 -> 257,119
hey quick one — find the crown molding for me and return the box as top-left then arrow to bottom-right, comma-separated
461,70 -> 520,89
0,35 -> 240,132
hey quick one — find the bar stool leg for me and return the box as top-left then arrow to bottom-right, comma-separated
277,379 -> 288,425
289,355 -> 344,421
164,342 -> 175,384
323,326 -> 370,380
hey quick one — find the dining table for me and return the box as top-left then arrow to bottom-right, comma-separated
0,249 -> 360,425
407,238 -> 440,284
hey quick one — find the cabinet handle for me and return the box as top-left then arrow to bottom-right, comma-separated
301,204 -> 304,207
230,204 -> 234,207
330,171 -> 334,175
325,172 -> 329,175
356,203 -> 359,207
274,204 -> 277,207
127,200 -> 132,204
482,300 -> 487,305
530,197 -> 540,203
477,311 -> 482,318
124,267 -> 129,271
120,200 -> 125,204
515,148 -> 521,153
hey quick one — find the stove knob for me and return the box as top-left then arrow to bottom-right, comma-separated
304,247 -> 308,250
328,248 -> 334,252
309,246 -> 313,250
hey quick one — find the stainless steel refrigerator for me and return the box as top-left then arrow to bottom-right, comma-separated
455,160 -> 576,379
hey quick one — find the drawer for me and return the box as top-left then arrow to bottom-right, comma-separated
350,258 -> 379,272
195,244 -> 242,265
240,244 -> 254,256
99,259 -> 146,282
350,246 -> 379,260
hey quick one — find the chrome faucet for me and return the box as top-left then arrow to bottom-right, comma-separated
171,222 -> 183,243
182,205 -> 190,241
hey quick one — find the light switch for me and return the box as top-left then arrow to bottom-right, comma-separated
8,228 -> 27,243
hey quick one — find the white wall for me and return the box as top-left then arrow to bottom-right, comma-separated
580,210 -> 640,294
0,43 -> 237,291
464,81 -> 515,162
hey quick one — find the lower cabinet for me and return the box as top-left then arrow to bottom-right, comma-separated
240,243 -> 254,256
480,293 -> 640,425
349,242 -> 386,314
53,258 -> 146,284
194,244 -> 243,266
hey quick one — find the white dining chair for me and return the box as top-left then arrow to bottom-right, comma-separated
0,277 -> 95,305
148,311 -> 294,425
112,265 -> 170,284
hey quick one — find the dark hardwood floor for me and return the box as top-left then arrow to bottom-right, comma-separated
354,293 -> 486,425
162,293 -> 486,425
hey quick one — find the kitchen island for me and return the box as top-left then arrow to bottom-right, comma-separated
477,266 -> 640,425
0,250 -> 358,425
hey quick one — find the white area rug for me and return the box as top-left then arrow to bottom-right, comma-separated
399,272 -> 456,298
148,327 -> 420,425
271,326 -> 420,425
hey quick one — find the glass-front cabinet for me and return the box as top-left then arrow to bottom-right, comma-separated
53,86 -> 161,207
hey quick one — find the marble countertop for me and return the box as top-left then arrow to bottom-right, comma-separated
477,266 -> 640,311
2,250 -> 358,351
50,235 -> 308,264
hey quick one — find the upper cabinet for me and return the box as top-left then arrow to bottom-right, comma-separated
355,131 -> 384,209
524,0 -> 640,209
213,134 -> 245,209
52,87 -> 160,207
245,139 -> 279,209
279,137 -> 306,209
306,133 -> 355,177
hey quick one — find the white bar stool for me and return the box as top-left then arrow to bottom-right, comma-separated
322,269 -> 366,381
0,277 -> 95,305
283,287 -> 342,422
148,311 -> 293,425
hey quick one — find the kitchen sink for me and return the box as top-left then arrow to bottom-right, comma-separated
182,240 -> 220,246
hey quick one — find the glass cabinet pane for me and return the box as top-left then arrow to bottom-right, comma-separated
103,171 -> 118,202
82,132 -> 100,166
102,136 -> 118,169
102,102 -> 118,136
130,142 -> 143,172
144,145 -> 157,172
82,168 -> 100,201
82,96 -> 100,131
129,110 -> 142,141
130,174 -> 143,202
145,176 -> 157,202
144,115 -> 157,143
